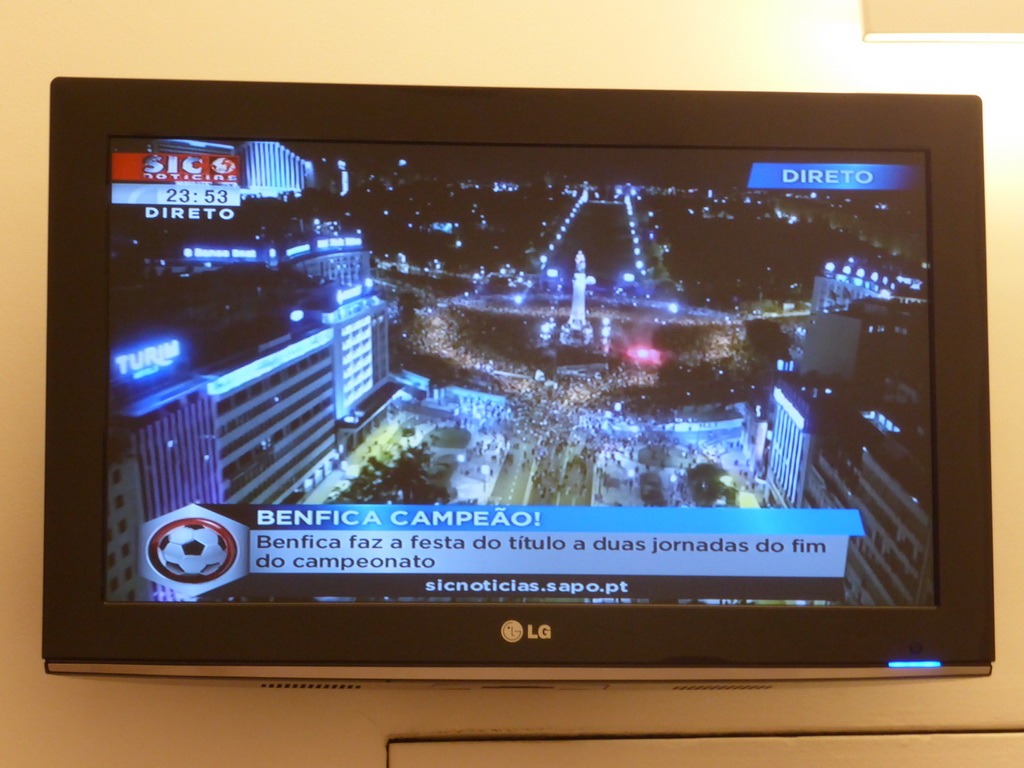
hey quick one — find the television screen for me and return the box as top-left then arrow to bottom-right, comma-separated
44,79 -> 993,683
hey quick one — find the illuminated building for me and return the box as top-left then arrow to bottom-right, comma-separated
802,409 -> 933,606
151,138 -> 312,199
324,296 -> 390,421
112,381 -> 222,520
811,256 -> 927,314
105,454 -> 146,601
766,383 -> 815,507
766,377 -> 933,605
802,298 -> 930,403
289,236 -> 393,429
771,251 -> 934,605
108,233 -> 394,524
110,328 -> 340,512
289,236 -> 370,285
206,330 -> 338,501
238,140 -> 311,198
105,329 -> 340,601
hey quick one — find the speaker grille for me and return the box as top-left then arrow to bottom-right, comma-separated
260,682 -> 363,690
668,683 -> 774,691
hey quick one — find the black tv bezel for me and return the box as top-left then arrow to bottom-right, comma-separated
43,78 -> 993,679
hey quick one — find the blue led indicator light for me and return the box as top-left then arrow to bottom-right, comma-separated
888,661 -> 943,669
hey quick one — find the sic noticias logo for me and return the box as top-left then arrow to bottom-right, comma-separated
501,620 -> 552,643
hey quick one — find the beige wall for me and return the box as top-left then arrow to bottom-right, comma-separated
3,2 -> 1023,765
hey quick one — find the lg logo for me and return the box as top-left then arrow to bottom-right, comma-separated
501,620 -> 552,643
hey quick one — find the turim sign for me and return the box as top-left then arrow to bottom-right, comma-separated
112,339 -> 182,380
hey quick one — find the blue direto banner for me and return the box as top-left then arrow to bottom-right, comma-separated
747,163 -> 921,191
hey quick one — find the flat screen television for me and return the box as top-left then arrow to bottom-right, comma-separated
43,78 -> 994,685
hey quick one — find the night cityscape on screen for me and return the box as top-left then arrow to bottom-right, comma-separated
104,138 -> 933,608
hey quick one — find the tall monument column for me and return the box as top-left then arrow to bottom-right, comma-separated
560,250 -> 594,346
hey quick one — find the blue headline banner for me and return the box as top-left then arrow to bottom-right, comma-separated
747,163 -> 921,191
233,504 -> 866,536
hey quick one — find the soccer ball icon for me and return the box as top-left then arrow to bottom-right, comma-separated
148,518 -> 237,583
